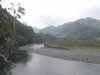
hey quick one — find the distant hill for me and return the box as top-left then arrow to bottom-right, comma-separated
39,26 -> 57,35
32,27 -> 40,33
39,17 -> 100,40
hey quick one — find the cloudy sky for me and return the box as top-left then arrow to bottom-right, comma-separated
1,0 -> 100,29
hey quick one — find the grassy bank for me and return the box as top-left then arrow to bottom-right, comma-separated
45,40 -> 100,50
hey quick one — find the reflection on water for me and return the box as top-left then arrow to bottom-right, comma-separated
12,53 -> 100,75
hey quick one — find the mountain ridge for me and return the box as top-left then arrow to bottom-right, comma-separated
39,17 -> 100,40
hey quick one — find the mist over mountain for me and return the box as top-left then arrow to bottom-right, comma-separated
39,17 -> 100,40
32,27 -> 40,33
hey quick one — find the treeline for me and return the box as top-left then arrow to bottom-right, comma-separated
15,21 -> 43,46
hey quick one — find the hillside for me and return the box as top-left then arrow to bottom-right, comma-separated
39,17 -> 100,40
0,5 -> 17,74
0,4 -> 43,74
32,27 -> 40,33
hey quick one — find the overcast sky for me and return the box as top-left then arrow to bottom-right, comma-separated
1,0 -> 100,29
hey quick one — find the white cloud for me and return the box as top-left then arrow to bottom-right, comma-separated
2,0 -> 100,28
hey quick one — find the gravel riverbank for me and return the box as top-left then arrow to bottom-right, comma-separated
20,44 -> 100,64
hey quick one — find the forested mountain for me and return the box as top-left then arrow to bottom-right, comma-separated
15,21 -> 35,46
39,26 -> 57,35
39,17 -> 100,40
15,22 -> 43,46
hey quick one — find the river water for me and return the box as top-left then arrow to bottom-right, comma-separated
12,44 -> 100,75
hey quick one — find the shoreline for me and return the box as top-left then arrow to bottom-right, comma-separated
20,44 -> 100,64
45,44 -> 100,50
34,48 -> 100,64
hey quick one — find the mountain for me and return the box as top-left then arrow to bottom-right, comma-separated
39,26 -> 57,35
39,17 -> 100,40
32,27 -> 40,33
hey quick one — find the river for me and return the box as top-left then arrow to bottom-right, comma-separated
12,44 -> 100,75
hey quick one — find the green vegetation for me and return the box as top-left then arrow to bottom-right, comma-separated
0,3 -> 42,75
0,6 -> 15,74
8,47 -> 29,63
39,17 -> 100,50
39,17 -> 100,40
15,22 -> 35,46
15,21 -> 43,46
45,39 -> 100,50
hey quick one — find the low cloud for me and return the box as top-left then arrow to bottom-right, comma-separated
81,6 -> 100,20
39,15 -> 72,26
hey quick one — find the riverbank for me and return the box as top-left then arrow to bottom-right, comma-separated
46,43 -> 100,50
45,40 -> 100,50
35,48 -> 100,64
20,44 -> 100,64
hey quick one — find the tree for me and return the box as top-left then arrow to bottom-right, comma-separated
0,2 -> 26,75
8,3 -> 25,19
6,3 -> 25,46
